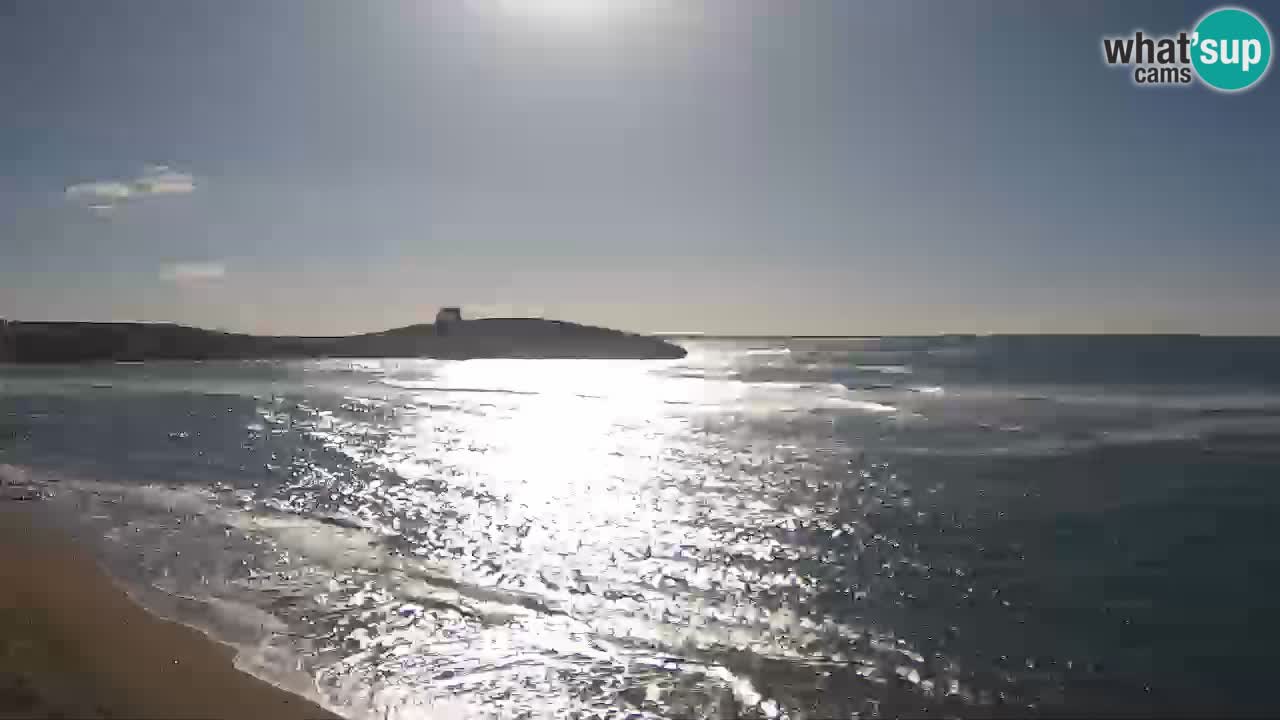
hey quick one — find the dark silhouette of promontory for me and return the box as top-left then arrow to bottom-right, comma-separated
0,309 -> 686,363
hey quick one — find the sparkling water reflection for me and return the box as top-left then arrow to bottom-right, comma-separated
249,354 -> 959,718
8,339 -> 1280,718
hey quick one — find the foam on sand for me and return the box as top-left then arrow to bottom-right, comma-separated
0,497 -> 343,719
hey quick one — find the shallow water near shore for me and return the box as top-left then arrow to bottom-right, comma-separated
4,337 -> 1280,718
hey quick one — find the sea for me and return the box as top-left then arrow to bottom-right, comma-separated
3,336 -> 1280,719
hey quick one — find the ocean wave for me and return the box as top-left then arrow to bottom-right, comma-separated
887,415 -> 1280,457
5,459 -> 968,719
855,364 -> 913,375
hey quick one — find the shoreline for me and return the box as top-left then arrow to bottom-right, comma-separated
0,507 -> 342,720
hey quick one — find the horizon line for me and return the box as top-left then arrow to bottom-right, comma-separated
10,318 -> 1280,340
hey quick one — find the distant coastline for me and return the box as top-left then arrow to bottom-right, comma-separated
0,316 -> 686,363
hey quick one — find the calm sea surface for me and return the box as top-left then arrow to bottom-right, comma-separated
3,337 -> 1280,718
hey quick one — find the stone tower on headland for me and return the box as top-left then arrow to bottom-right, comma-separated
435,307 -> 462,336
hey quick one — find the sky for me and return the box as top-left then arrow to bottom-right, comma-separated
2,0 -> 1278,336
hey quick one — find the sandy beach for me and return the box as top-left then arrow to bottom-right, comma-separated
0,508 -> 340,720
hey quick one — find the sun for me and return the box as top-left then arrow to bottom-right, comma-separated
519,0 -> 607,20
473,0 -> 669,36
493,0 -> 625,28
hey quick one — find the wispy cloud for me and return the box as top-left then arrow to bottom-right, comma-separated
65,181 -> 134,203
66,165 -> 197,212
160,262 -> 226,286
133,165 -> 197,195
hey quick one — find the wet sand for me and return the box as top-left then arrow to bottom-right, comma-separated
0,509 -> 340,719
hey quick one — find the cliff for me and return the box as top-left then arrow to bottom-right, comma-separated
0,319 -> 687,363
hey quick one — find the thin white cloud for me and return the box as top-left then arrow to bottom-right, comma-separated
161,262 -> 226,285
66,165 -> 197,211
66,181 -> 134,203
134,165 -> 196,195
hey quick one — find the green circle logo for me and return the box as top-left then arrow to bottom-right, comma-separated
1192,7 -> 1272,92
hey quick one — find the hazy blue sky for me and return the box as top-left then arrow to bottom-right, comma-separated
2,1 -> 1277,335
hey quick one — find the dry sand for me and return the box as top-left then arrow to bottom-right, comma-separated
0,509 -> 341,719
